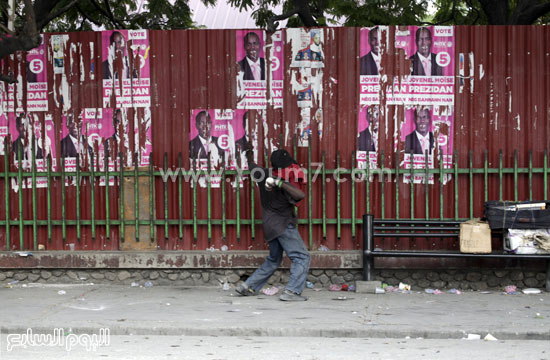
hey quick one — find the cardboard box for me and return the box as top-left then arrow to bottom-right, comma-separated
460,219 -> 492,253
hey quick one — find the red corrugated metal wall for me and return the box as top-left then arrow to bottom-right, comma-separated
0,26 -> 549,251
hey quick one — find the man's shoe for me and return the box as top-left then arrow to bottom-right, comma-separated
279,289 -> 308,301
235,282 -> 256,296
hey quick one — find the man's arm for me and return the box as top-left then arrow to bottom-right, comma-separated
280,181 -> 305,202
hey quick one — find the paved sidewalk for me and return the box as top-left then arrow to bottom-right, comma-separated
0,283 -> 548,340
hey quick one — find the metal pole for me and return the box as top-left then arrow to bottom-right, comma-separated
363,214 -> 374,281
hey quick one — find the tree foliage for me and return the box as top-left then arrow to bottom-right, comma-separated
432,0 -> 550,25
228,0 -> 550,30
0,0 -> 213,83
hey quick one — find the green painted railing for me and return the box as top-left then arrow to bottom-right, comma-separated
1,140 -> 548,250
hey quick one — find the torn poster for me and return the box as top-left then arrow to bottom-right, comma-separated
236,30 -> 267,109
102,30 -> 151,108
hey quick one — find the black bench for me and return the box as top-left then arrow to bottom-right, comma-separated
362,214 -> 550,292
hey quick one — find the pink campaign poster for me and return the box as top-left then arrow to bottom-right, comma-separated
102,30 -> 151,108
26,37 -> 48,111
9,113 -> 56,190
359,27 -> 383,106
230,109 -> 251,170
400,106 -> 453,184
189,109 -> 234,188
356,104 -> 379,171
391,26 -> 455,106
83,108 -> 120,186
269,30 -> 284,109
236,30 -> 267,109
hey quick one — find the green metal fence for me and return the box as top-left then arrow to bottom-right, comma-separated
1,142 -> 548,250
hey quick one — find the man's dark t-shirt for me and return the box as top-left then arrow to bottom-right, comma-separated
250,162 -> 298,242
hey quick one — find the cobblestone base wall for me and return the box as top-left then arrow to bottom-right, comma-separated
0,268 -> 546,290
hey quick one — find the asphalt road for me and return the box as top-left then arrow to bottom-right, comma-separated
1,335 -> 549,360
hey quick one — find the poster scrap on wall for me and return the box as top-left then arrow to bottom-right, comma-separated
189,109 -> 258,188
25,37 -> 48,111
356,104 -> 379,171
236,30 -> 267,110
9,112 -> 56,191
102,29 -> 151,108
396,26 -> 454,184
269,30 -> 284,109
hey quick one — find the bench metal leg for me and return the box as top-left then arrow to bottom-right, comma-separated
363,214 -> 374,281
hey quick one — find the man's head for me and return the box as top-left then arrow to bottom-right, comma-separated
270,149 -> 297,170
110,31 -> 125,54
195,111 -> 212,140
312,32 -> 321,46
243,32 -> 261,63
66,114 -> 78,138
415,27 -> 432,58
113,108 -> 122,133
367,105 -> 379,132
314,108 -> 323,122
413,107 -> 432,136
15,114 -> 26,136
368,27 -> 379,56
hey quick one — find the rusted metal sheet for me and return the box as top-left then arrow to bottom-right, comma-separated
0,26 -> 549,252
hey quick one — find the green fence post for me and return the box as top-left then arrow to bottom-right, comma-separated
149,153 -> 154,242
454,150 -> 458,220
17,145 -> 24,249
528,150 -> 533,201
178,153 -> 183,240
236,154 -> 241,242
31,138 -> 37,250
336,150 -> 341,239
439,151 -> 444,219
322,151 -> 326,239
250,158 -> 255,240
46,154 -> 51,242
513,149 -> 518,202
308,141 -> 313,248
221,157 -> 226,241
104,153 -> 110,240
469,150 -> 473,219
425,149 -> 429,219
499,150 -> 503,202
90,153 -> 96,239
192,159 -> 197,242
484,150 -> 488,203
544,150 -> 548,200
61,156 -> 66,244
207,157 -> 212,241
134,153 -> 140,241
409,151 -> 414,219
394,152 -> 399,219
5,141 -> 10,249
380,151 -> 385,219
163,153 -> 169,239
76,154 -> 81,243
119,152 -> 124,242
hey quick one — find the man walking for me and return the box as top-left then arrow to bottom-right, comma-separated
236,145 -> 311,301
